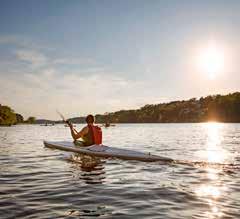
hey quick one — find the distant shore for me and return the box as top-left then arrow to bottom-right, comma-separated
36,92 -> 240,124
1,92 -> 240,126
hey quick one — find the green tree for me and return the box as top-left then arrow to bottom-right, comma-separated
15,113 -> 24,124
0,105 -> 17,126
26,116 -> 36,124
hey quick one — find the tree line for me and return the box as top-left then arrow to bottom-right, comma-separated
2,92 -> 240,125
0,104 -> 35,126
95,92 -> 240,123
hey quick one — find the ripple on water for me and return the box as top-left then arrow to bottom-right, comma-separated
0,124 -> 240,218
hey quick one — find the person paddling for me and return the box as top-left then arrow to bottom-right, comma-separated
68,114 -> 102,146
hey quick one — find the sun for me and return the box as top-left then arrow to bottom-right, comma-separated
197,43 -> 225,79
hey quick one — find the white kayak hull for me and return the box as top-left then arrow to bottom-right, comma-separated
43,141 -> 173,162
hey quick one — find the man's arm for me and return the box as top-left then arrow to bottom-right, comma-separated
70,125 -> 88,140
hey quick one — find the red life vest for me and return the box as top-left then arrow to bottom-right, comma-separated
88,124 -> 102,145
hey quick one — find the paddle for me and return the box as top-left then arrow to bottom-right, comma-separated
56,110 -> 78,132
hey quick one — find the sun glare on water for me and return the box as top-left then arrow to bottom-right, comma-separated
197,43 -> 225,79
196,122 -> 229,164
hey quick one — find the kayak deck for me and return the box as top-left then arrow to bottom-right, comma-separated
43,141 -> 173,162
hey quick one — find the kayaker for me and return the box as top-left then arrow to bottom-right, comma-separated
68,114 -> 102,146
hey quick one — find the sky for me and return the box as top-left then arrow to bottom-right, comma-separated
0,0 -> 240,120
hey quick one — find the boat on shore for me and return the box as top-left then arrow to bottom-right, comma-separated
40,123 -> 55,126
64,124 -> 76,127
101,122 -> 116,128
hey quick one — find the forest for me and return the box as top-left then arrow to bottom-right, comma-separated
2,92 -> 240,125
95,92 -> 240,123
0,104 -> 34,126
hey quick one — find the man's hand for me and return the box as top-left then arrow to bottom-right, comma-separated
66,120 -> 73,129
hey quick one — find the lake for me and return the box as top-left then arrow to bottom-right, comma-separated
0,123 -> 240,218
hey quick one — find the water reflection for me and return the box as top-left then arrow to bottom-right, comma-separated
65,206 -> 110,217
194,123 -> 230,218
69,154 -> 106,184
206,167 -> 219,180
198,122 -> 228,163
196,185 -> 221,199
195,168 -> 226,218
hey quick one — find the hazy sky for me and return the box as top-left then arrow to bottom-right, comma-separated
0,0 -> 240,119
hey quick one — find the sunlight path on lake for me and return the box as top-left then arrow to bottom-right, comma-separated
196,122 -> 229,163
194,122 -> 230,218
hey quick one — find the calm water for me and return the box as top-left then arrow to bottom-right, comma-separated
0,123 -> 240,219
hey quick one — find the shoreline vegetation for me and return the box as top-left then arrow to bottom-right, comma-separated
96,92 -> 240,123
0,104 -> 35,126
1,92 -> 240,126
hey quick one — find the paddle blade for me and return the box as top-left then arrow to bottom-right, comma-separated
56,110 -> 66,122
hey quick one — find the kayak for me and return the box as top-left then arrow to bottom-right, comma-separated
43,141 -> 173,162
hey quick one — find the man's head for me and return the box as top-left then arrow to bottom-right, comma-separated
85,114 -> 95,124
